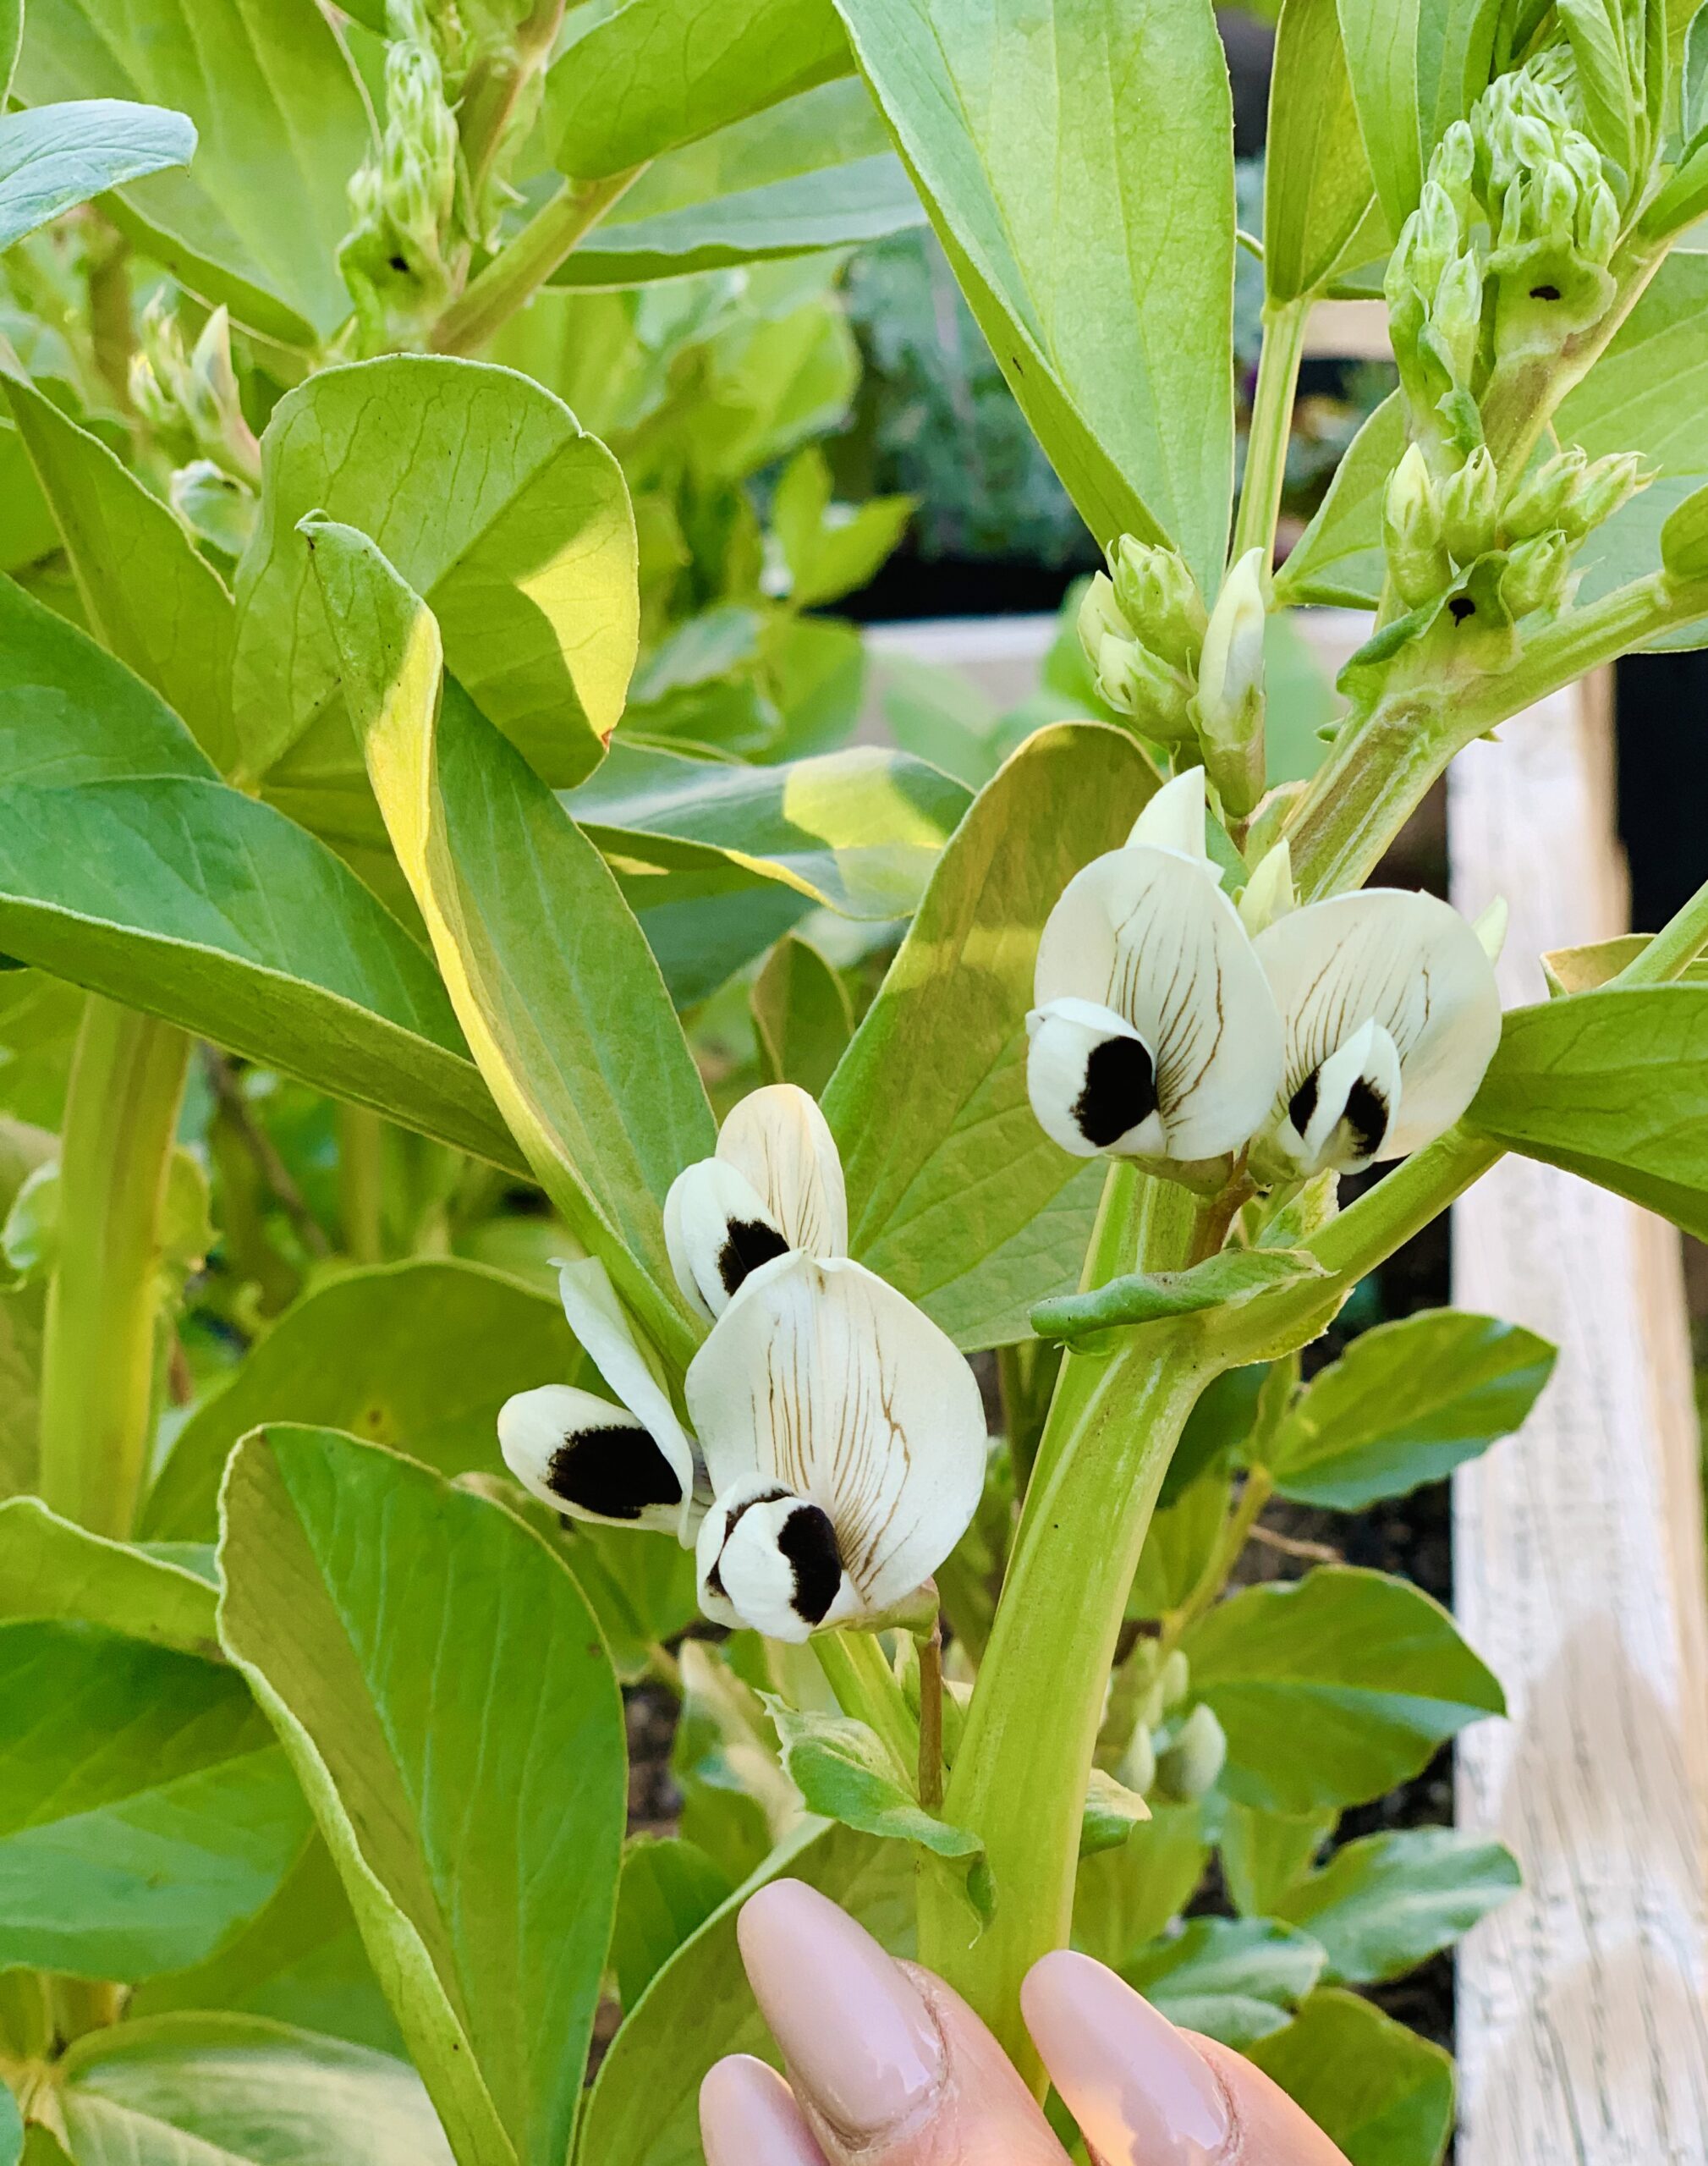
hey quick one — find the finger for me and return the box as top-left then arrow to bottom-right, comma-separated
700,2054 -> 831,2166
1023,1950 -> 1350,2166
736,1877 -> 1068,2165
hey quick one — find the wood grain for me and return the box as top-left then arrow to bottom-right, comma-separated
1447,679 -> 1708,2161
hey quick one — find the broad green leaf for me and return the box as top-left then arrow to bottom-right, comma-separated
0,96 -> 195,253
772,445 -> 913,607
1247,1988 -> 1455,2166
0,1497 -> 218,1653
54,2014 -> 453,2166
568,739 -> 970,921
547,0 -> 852,180
0,421 -> 58,574
0,0 -> 18,103
14,1 -> 367,344
1182,1566 -> 1505,1812
1336,0 -> 1502,232
766,1701 -> 985,1874
1034,1249 -> 1328,1344
0,2080 -> 15,2166
1263,1311 -> 1556,1509
751,933 -> 852,1095
1264,0 -> 1384,302
1073,1801 -> 1211,1967
0,1287 -> 41,1502
0,368 -> 236,771
1661,477 -> 1708,585
562,1521 -> 700,1685
219,1426 -> 628,2166
1272,390 -> 1403,608
1467,986 -> 1708,1237
129,1838 -> 404,2057
580,1820 -> 915,2166
1120,1916 -> 1325,2047
1540,932 -> 1708,994
310,522 -> 712,1357
825,722 -> 1157,1350
672,1641 -> 799,1884
611,1837 -> 735,2012
235,356 -> 637,787
1080,1767 -> 1151,1856
1220,1803 -> 1337,1917
0,1619 -> 310,1980
0,576 -> 517,1174
624,868 -> 814,1009
832,0 -> 1237,588
1274,1827 -> 1519,1984
551,80 -> 925,285
141,1258 -> 580,1542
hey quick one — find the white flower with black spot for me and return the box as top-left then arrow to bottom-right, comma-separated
1252,888 -> 1502,1177
1025,770 -> 1285,1166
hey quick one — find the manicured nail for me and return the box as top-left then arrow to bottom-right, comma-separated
737,1879 -> 946,2136
700,2055 -> 824,2166
1022,1949 -> 1232,2165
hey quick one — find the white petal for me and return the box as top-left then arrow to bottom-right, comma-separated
499,1383 -> 687,1533
685,1254 -> 986,1621
695,1474 -> 859,1641
716,1084 -> 848,1258
1126,767 -> 1211,866
664,1157 -> 788,1322
554,1257 -> 697,1526
1034,847 -> 1284,1160
1025,997 -> 1167,1158
1284,1017 -> 1403,1174
1254,888 -> 1502,1158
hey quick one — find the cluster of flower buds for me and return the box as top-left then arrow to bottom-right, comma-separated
128,298 -> 262,553
1383,427 -> 1650,626
499,1087 -> 988,1644
339,1 -> 468,352
1079,542 -> 1269,818
1111,1648 -> 1227,1802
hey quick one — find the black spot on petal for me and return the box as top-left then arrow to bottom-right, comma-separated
717,1216 -> 789,1297
1530,283 -> 1561,300
546,1423 -> 681,1521
1288,1070 -> 1321,1139
1072,1035 -> 1158,1149
1449,596 -> 1475,623
1343,1078 -> 1390,1160
777,1503 -> 843,1625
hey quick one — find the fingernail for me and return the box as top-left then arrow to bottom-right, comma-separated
1022,1949 -> 1232,2166
737,1879 -> 946,2136
700,2056 -> 824,2166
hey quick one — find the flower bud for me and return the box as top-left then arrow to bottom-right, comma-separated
1434,119 -> 1477,224
1155,1703 -> 1227,1802
1159,1647 -> 1190,1712
1191,547 -> 1267,819
1384,442 -> 1452,606
1504,447 -> 1587,539
1501,530 -> 1573,618
1111,537 -> 1207,670
1440,446 -> 1499,563
1118,1721 -> 1157,1797
1564,450 -> 1649,536
1426,250 -> 1483,388
1079,569 -> 1127,655
1579,176 -> 1620,262
1538,157 -> 1579,245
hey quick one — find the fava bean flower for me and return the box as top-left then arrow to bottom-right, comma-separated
1025,770 -> 1284,1167
664,1083 -> 846,1319
1252,888 -> 1502,1176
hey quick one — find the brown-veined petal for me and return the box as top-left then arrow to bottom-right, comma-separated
685,1254 -> 986,1639
1254,888 -> 1502,1167
717,1083 -> 847,1256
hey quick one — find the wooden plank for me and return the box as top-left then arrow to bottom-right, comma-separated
1447,682 -> 1708,2161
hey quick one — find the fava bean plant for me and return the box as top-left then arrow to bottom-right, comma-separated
3,0 -> 1708,2162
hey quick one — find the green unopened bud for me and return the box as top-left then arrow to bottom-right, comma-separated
1118,1721 -> 1157,1797
1159,1648 -> 1190,1712
1096,633 -> 1198,743
1426,250 -> 1483,387
1383,443 -> 1452,606
1156,1704 -> 1227,1802
1079,570 -> 1127,656
1579,175 -> 1619,261
1238,838 -> 1295,935
1501,529 -> 1574,617
1564,449 -> 1649,536
1440,446 -> 1499,563
1191,547 -> 1267,819
1412,179 -> 1461,297
1538,158 -> 1579,244
1504,446 -> 1588,538
1435,119 -> 1477,224
1111,537 -> 1207,670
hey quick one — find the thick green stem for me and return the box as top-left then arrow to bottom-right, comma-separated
1616,874 -> 1708,982
338,1102 -> 387,1264
816,1630 -> 915,1772
917,1333 -> 1208,2080
1231,298 -> 1310,570
431,168 -> 642,355
37,1000 -> 191,1538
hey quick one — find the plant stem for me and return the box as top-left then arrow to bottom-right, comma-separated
1613,871 -> 1708,982
205,1050 -> 329,1259
431,168 -> 643,355
1231,298 -> 1310,571
816,1630 -> 915,1772
916,1333 -> 1208,2080
918,1624 -> 944,1811
338,1102 -> 386,1264
1167,1465 -> 1273,1646
37,1001 -> 191,1538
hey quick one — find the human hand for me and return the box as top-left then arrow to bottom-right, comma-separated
700,1880 -> 1349,2165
